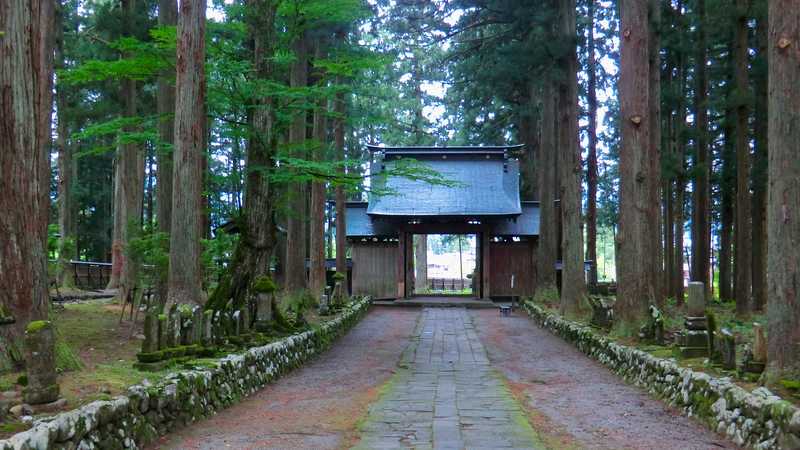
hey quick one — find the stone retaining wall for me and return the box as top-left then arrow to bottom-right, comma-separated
0,297 -> 371,450
523,300 -> 800,450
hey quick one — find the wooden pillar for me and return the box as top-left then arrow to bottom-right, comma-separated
481,230 -> 491,299
405,234 -> 414,297
397,231 -> 406,299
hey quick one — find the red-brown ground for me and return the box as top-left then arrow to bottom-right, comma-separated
151,307 -> 420,450
472,308 -> 737,450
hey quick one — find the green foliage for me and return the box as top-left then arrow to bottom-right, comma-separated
128,227 -> 169,289
202,232 -> 239,286
332,271 -> 346,281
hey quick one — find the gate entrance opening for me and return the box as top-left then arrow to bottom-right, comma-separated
413,234 -> 477,296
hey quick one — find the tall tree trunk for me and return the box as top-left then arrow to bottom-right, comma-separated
415,235 -> 427,293
720,134 -> 734,301
557,0 -> 585,316
585,0 -> 599,288
690,0 -> 711,297
0,0 -> 54,368
56,0 -> 77,287
535,78 -> 558,294
617,0 -> 658,326
751,8 -> 767,312
308,41 -> 327,298
648,0 -> 664,306
519,89 -> 538,201
285,34 -> 309,292
166,0 -> 206,308
334,79 -> 348,287
766,0 -> 800,381
733,0 -> 752,315
107,0 -> 144,299
155,0 -> 176,306
673,11 -> 687,304
207,0 -> 278,311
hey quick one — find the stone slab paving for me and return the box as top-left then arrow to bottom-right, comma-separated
354,308 -> 545,450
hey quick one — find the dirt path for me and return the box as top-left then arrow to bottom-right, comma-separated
472,308 -> 737,450
151,307 -> 420,450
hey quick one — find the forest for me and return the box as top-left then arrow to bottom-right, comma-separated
1,0 -> 799,445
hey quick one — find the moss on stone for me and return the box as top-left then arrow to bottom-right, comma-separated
252,276 -> 277,294
25,320 -> 50,333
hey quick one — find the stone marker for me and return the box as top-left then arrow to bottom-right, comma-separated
332,281 -> 344,306
232,310 -> 241,336
687,281 -> 706,317
319,294 -> 330,316
142,310 -> 158,353
157,313 -> 168,350
166,305 -> 178,348
23,321 -> 60,405
255,293 -> 272,330
720,328 -> 736,370
192,306 -> 203,344
180,308 -> 194,345
241,305 -> 250,333
753,323 -> 767,363
212,311 -> 223,344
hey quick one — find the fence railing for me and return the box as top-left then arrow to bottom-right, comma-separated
426,278 -> 472,292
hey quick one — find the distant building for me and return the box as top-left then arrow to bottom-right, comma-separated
346,145 -> 540,300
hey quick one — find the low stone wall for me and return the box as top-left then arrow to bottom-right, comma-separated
522,300 -> 800,450
0,297 -> 371,450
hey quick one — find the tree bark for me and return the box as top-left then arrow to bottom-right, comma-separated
720,132 -> 734,302
165,0 -> 206,308
690,0 -> 711,297
648,0 -> 664,306
285,34 -> 309,293
751,8 -> 767,312
766,0 -> 800,380
308,40 -> 328,298
673,7 -> 687,304
585,0 -> 599,288
733,0 -> 752,315
155,0 -> 177,306
557,0 -> 585,316
107,0 -> 144,300
334,79 -> 347,287
0,0 -> 54,368
535,78 -> 558,294
56,0 -> 77,287
617,0 -> 658,326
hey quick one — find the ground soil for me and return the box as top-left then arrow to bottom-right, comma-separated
152,308 -> 420,450
472,308 -> 736,450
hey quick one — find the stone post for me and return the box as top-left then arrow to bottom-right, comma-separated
23,321 -> 59,405
142,310 -> 159,353
720,328 -> 737,370
181,308 -> 194,345
753,323 -> 767,362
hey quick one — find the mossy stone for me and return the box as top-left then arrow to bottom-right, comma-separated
25,320 -> 51,334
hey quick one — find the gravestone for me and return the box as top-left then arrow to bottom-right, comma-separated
319,294 -> 330,316
676,282 -> 709,358
212,311 -> 223,344
255,293 -> 272,331
332,281 -> 344,306
687,282 -> 706,316
719,328 -> 736,370
23,321 -> 60,405
588,295 -> 614,330
142,310 -> 159,353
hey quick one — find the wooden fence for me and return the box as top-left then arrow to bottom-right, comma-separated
426,278 -> 472,292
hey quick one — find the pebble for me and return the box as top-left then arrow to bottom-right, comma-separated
9,403 -> 33,417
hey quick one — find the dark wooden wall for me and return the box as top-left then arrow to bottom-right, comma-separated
351,241 -> 399,299
489,239 -> 537,297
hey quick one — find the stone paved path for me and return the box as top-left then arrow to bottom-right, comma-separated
355,308 -> 545,449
